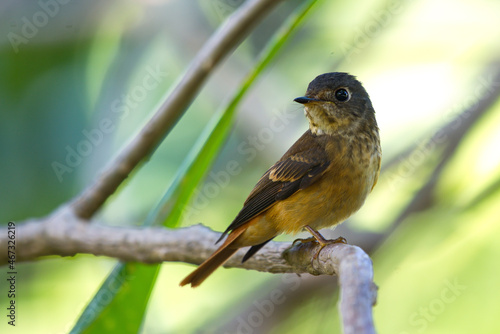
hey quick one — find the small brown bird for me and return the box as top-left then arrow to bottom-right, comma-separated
181,72 -> 381,287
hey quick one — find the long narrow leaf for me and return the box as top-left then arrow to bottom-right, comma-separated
71,1 -> 319,332
161,0 -> 319,227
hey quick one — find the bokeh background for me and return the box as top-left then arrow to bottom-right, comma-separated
1,0 -> 500,333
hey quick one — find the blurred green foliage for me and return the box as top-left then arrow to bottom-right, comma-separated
1,0 -> 500,333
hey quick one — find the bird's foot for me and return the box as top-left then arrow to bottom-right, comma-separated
291,236 -> 317,247
304,225 -> 347,259
311,236 -> 347,259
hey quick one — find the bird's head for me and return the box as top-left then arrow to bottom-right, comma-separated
294,72 -> 377,136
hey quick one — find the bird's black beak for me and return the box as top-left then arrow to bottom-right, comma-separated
294,96 -> 320,104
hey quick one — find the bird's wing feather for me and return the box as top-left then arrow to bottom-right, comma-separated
219,131 -> 330,238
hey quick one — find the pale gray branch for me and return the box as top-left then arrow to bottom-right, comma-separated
284,240 -> 377,334
3,210 -> 376,333
70,0 -> 283,219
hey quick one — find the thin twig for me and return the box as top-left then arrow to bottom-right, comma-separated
70,0 -> 284,220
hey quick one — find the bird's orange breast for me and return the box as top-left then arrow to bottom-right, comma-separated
268,135 -> 379,234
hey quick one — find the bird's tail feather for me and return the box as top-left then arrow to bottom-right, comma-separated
180,226 -> 246,287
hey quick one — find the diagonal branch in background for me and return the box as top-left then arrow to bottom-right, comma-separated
382,61 -> 500,175
387,61 -> 500,232
2,211 -> 377,334
209,275 -> 340,334
70,0 -> 284,220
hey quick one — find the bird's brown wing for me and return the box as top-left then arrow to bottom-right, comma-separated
219,131 -> 330,239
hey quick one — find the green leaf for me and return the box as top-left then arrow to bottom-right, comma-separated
158,0 -> 319,228
71,1 -> 319,332
71,263 -> 159,334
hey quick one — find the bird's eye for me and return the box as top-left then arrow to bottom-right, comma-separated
334,88 -> 350,102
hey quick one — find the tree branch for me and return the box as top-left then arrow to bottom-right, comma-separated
387,61 -> 500,232
3,212 -> 377,334
284,241 -> 377,334
70,0 -> 283,220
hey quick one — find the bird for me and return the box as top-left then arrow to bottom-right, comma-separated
180,72 -> 381,287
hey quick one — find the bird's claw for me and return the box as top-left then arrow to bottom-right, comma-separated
312,236 -> 347,259
291,234 -> 347,264
291,236 -> 317,247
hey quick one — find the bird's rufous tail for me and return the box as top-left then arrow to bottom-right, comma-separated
180,226 -> 247,287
